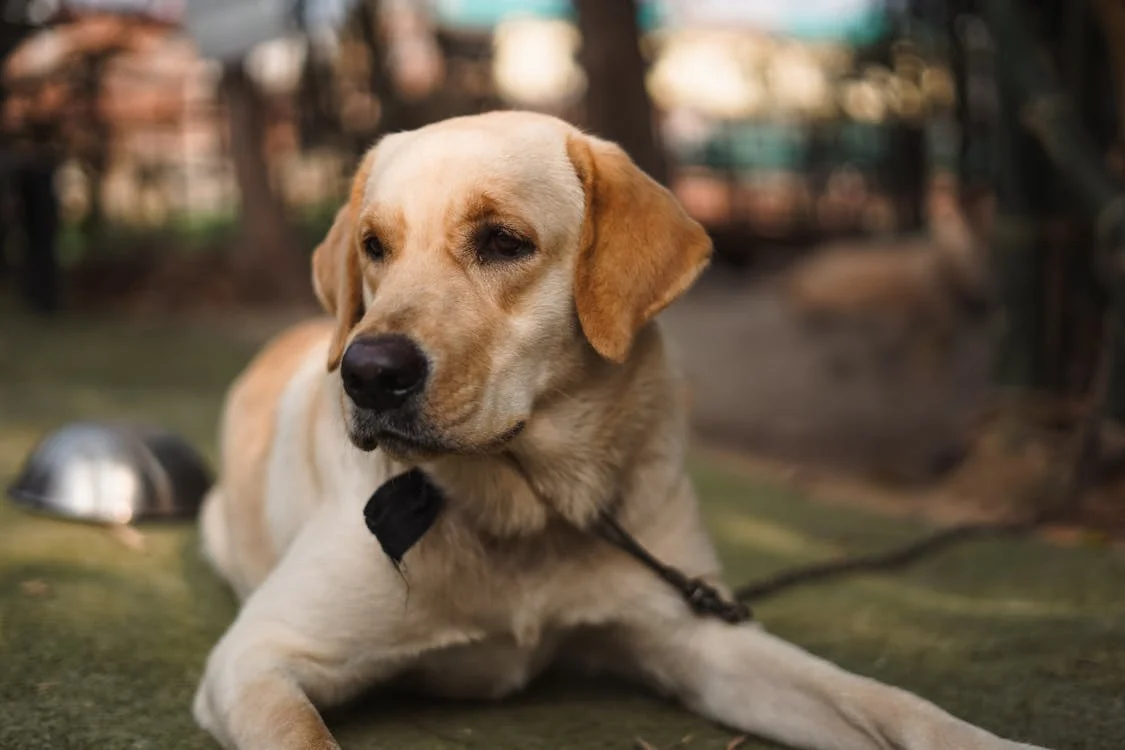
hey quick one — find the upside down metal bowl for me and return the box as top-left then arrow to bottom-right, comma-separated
6,421 -> 213,525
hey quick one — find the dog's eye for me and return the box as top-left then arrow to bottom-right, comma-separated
362,235 -> 385,261
478,226 -> 534,262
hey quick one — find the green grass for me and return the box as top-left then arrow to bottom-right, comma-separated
53,202 -> 340,270
1,314 -> 1123,749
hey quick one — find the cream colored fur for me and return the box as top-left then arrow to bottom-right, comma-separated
193,111 -> 1048,750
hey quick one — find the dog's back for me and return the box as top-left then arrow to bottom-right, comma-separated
200,319 -> 334,599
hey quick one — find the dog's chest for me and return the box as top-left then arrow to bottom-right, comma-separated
385,523 -> 628,697
403,542 -> 596,642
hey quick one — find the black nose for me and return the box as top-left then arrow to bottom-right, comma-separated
340,335 -> 429,412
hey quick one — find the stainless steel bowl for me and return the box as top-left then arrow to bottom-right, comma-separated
6,421 -> 212,524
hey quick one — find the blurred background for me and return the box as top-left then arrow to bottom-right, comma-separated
2,0 -> 967,305
5,0 -> 1125,526
5,0 -> 1125,527
3,3 -> 1125,747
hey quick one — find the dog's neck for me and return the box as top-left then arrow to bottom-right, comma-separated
420,324 -> 687,539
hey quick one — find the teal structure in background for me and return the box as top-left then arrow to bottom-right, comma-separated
429,0 -> 887,42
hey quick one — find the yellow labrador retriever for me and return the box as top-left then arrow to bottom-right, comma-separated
193,111 -> 1047,750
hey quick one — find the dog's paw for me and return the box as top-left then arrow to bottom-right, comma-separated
192,676 -> 228,748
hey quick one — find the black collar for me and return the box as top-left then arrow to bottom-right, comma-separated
363,468 -> 444,572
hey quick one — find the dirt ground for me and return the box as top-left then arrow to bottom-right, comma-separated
663,267 -> 994,482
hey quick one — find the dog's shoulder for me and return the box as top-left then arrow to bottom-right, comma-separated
209,318 -> 337,591
222,317 -> 334,482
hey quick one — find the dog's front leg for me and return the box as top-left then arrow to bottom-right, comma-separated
618,607 -> 1048,750
193,508 -> 407,750
193,657 -> 339,750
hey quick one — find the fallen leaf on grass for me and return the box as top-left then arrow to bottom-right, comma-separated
108,524 -> 147,551
20,579 -> 49,597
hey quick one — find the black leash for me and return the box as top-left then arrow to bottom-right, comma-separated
594,511 -> 752,623
497,452 -> 751,622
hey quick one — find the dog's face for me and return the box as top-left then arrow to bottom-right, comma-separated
311,111 -> 711,459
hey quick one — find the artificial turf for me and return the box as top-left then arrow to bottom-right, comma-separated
1,316 -> 1121,749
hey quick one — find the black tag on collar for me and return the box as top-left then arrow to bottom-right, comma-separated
363,468 -> 446,570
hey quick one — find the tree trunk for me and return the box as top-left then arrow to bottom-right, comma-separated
2,12 -> 60,315
891,124 -> 926,232
1094,0 -> 1125,150
573,0 -> 667,185
357,0 -> 403,134
1092,0 -> 1125,420
983,0 -> 1125,415
992,81 -> 1048,391
15,156 -> 61,315
219,60 -> 303,301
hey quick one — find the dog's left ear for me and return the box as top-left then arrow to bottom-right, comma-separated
312,150 -> 376,371
567,133 -> 712,363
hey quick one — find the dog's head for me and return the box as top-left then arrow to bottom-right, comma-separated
312,111 -> 711,458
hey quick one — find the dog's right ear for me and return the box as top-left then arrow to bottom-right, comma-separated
312,149 -> 376,371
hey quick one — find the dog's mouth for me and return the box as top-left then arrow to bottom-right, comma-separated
349,411 -> 526,458
369,428 -> 445,458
